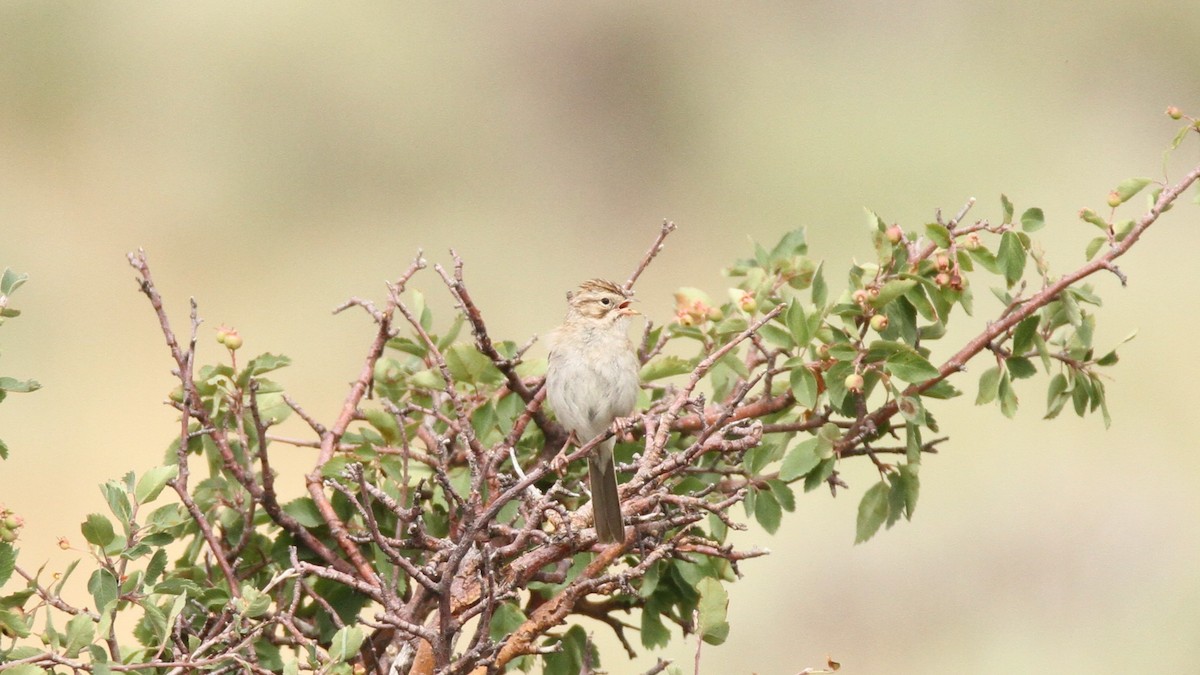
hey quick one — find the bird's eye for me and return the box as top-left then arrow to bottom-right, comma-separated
600,297 -> 612,306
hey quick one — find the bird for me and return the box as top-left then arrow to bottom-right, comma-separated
544,279 -> 641,543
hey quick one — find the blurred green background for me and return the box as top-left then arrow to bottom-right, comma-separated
2,2 -> 1199,673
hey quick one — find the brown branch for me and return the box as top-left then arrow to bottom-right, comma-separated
624,219 -> 678,292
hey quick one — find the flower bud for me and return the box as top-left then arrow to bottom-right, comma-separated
1166,106 -> 1182,120
1106,191 -> 1122,208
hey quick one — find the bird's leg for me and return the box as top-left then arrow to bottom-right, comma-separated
550,431 -> 579,475
610,415 -> 636,442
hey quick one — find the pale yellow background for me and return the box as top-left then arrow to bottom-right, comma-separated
2,3 -> 1199,673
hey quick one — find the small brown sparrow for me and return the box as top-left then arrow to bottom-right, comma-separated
545,279 -> 641,543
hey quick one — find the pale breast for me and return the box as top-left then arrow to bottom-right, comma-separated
546,327 -> 640,441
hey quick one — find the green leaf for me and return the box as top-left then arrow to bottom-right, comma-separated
925,223 -> 952,249
779,438 -> 820,481
0,543 -> 13,587
82,514 -> 115,547
785,299 -> 809,344
640,355 -> 693,382
63,614 -> 95,658
0,608 -> 31,638
855,481 -> 891,544
975,366 -> 1001,405
768,479 -> 796,512
811,262 -> 828,306
757,321 -> 794,350
870,279 -> 918,308
894,464 -> 920,519
282,498 -> 324,528
1000,194 -> 1014,224
1011,315 -> 1040,356
327,626 -> 365,664
753,489 -> 782,534
0,268 -> 29,296
135,466 -> 178,504
997,231 -> 1027,286
409,368 -> 446,390
0,377 -> 40,393
1006,357 -> 1037,379
362,408 -> 401,444
445,343 -> 501,385
788,362 -> 820,409
640,601 -> 671,649
88,569 -> 118,611
695,578 -> 730,645
884,350 -> 939,383
1083,236 -> 1105,261
1114,177 -> 1152,204
998,371 -> 1018,418
1078,208 -> 1108,229
1020,207 -> 1046,232
1045,373 -> 1070,419
489,602 -> 527,641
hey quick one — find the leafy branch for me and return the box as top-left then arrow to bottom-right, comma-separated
0,114 -> 1197,674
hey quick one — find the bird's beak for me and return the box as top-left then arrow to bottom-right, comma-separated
617,299 -> 640,317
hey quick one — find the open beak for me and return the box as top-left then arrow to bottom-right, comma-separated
617,299 -> 641,317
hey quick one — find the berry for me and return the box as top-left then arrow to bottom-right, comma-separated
935,253 -> 951,271
935,272 -> 951,287
885,225 -> 904,244
1106,191 -> 1122,208
844,373 -> 865,393
870,314 -> 889,332
1166,106 -> 1182,120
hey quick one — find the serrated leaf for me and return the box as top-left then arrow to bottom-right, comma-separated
997,231 -> 1026,287
925,223 -> 952,249
1000,194 -> 1014,224
870,279 -> 918,308
788,362 -> 820,409
0,608 -> 31,638
757,322 -> 794,349
695,578 -> 730,646
1012,315 -> 1040,356
768,479 -> 796,512
753,489 -> 782,534
82,514 -> 115,547
998,370 -> 1018,418
855,481 -> 890,544
0,543 -> 14,587
1114,177 -> 1152,204
640,355 -> 693,382
811,262 -> 828,306
785,299 -> 809,344
88,569 -> 118,611
63,614 -> 95,658
282,498 -> 323,528
489,602 -> 527,641
779,438 -> 820,480
445,343 -> 501,385
975,366 -> 1001,405
1006,356 -> 1037,379
884,350 -> 939,383
134,465 -> 178,504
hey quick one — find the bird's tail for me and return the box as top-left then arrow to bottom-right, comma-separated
588,439 -> 625,543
